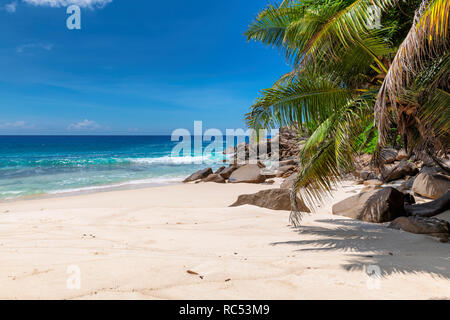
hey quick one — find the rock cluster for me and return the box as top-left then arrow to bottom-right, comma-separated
355,148 -> 450,198
183,127 -> 303,185
226,127 -> 303,163
336,149 -> 450,240
184,133 -> 450,241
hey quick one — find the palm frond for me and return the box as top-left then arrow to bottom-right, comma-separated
286,0 -> 397,66
244,4 -> 302,59
419,88 -> 450,144
290,95 -> 374,225
375,0 -> 450,145
245,73 -> 356,132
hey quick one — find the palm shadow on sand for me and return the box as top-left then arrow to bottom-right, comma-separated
271,218 -> 450,279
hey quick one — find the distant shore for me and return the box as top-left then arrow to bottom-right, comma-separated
1,181 -> 448,300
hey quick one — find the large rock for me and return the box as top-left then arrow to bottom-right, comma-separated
219,165 -> 238,179
420,165 -> 447,175
405,190 -> 450,217
389,216 -> 449,241
202,174 -> 226,184
230,189 -> 310,212
412,172 -> 450,199
228,164 -> 266,184
381,160 -> 418,182
332,187 -> 406,223
396,149 -> 408,161
380,148 -> 398,165
397,176 -> 416,192
403,193 -> 416,205
277,127 -> 302,160
183,168 -> 213,183
359,170 -> 379,181
214,166 -> 226,175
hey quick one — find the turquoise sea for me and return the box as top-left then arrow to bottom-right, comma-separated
0,136 -> 230,200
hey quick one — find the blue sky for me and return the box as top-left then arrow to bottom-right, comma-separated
0,0 -> 289,135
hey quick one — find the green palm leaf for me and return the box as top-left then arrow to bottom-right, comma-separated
245,73 -> 356,132
375,0 -> 450,146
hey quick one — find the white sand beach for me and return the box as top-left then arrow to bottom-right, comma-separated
0,181 -> 449,300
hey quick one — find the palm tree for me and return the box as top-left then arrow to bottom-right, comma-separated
375,0 -> 449,166
244,0 -> 449,225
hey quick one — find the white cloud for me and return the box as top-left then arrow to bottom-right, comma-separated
0,121 -> 33,129
67,119 -> 100,131
22,0 -> 112,9
5,1 -> 18,13
16,43 -> 53,54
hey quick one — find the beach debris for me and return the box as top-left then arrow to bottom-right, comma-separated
186,270 -> 199,275
405,190 -> 450,217
230,188 -> 310,212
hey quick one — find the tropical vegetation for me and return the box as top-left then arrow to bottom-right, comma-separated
244,0 -> 449,225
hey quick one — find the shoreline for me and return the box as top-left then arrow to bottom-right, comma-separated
0,177 -> 185,203
1,180 -> 449,300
